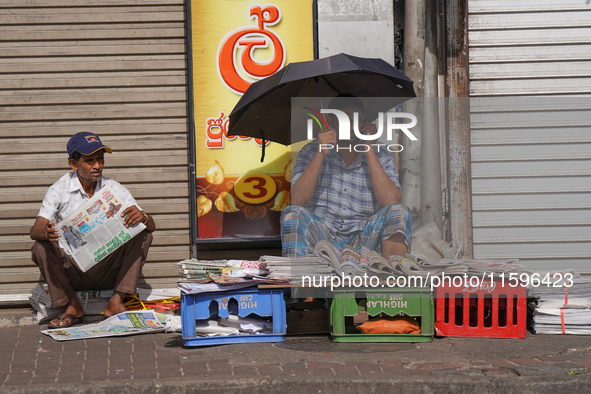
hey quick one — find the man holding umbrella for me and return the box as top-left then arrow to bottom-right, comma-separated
281,94 -> 411,259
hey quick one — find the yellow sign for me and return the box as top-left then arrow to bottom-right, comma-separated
234,173 -> 278,205
190,0 -> 315,239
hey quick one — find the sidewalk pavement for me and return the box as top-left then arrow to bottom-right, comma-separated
1,308 -> 591,393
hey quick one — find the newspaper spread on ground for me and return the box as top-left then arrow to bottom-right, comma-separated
41,310 -> 165,341
56,185 -> 145,272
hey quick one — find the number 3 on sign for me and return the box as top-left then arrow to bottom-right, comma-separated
234,173 -> 277,204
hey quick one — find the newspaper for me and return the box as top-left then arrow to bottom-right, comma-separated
56,185 -> 146,272
41,310 -> 165,341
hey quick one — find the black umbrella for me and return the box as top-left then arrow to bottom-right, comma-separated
227,53 -> 416,154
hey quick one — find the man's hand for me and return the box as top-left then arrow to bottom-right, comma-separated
45,222 -> 60,242
30,217 -> 60,242
121,205 -> 156,232
317,127 -> 337,157
121,205 -> 144,228
361,123 -> 380,152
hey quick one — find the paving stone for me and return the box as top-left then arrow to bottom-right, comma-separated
82,346 -> 109,358
181,361 -> 207,372
306,361 -> 332,370
36,342 -> 62,352
508,358 -> 544,365
132,359 -> 157,370
157,367 -> 183,379
83,369 -> 109,381
132,368 -> 160,380
232,365 -> 259,376
256,365 -> 283,376
557,354 -> 584,361
307,367 -> 334,376
205,358 -> 230,366
5,371 -> 34,385
330,363 -> 361,377
281,361 -> 307,369
378,364 -> 415,376
36,353 -> 59,362
487,359 -> 519,368
281,367 -> 308,377
412,362 -> 465,370
61,341 -> 87,351
56,371 -> 83,383
64,352 -> 86,364
552,361 -> 587,370
571,358 -> 591,369
203,366 -> 231,377
433,368 -> 484,377
467,360 -> 492,368
110,366 -> 132,379
377,359 -> 404,368
11,354 -> 38,365
482,368 -> 519,377
353,363 -> 383,376
33,366 -> 60,379
536,355 -> 566,362
514,364 -> 568,376
9,362 -> 36,373
30,375 -> 59,385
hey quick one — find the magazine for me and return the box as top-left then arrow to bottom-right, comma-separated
56,185 -> 146,272
41,310 -> 165,341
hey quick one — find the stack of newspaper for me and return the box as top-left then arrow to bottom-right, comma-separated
312,240 -> 529,279
531,270 -> 591,335
177,259 -> 269,282
177,259 -> 272,294
177,259 -> 228,282
259,255 -> 335,282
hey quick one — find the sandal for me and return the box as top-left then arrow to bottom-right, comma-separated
47,313 -> 84,329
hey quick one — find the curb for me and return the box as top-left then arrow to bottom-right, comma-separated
3,376 -> 591,394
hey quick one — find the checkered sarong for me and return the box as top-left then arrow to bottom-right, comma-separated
280,204 -> 412,257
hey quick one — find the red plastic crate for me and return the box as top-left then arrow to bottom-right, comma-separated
435,279 -> 527,338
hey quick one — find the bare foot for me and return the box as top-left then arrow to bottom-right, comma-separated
49,297 -> 84,327
104,291 -> 127,318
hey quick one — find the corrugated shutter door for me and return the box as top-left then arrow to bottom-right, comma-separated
468,0 -> 591,273
0,0 -> 190,301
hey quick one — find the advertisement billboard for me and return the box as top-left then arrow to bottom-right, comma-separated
188,0 -> 316,241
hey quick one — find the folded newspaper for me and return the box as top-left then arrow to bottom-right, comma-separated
312,240 -> 528,279
41,310 -> 165,341
56,185 -> 146,272
531,270 -> 591,335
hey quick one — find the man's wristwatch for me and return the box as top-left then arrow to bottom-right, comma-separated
141,211 -> 149,224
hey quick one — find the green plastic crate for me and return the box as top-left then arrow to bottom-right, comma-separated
330,287 -> 434,342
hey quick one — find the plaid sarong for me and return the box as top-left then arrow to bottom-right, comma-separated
280,204 -> 412,257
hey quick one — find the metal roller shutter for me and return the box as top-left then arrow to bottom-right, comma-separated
468,0 -> 591,273
0,0 -> 190,302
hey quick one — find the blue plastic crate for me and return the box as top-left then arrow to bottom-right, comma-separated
181,287 -> 286,346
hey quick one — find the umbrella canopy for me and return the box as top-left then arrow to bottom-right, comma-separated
227,53 -> 416,147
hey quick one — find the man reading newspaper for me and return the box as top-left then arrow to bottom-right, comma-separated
30,132 -> 156,329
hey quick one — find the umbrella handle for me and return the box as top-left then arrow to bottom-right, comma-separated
260,129 -> 266,163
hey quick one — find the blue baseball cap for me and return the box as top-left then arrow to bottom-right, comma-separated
67,131 -> 112,157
